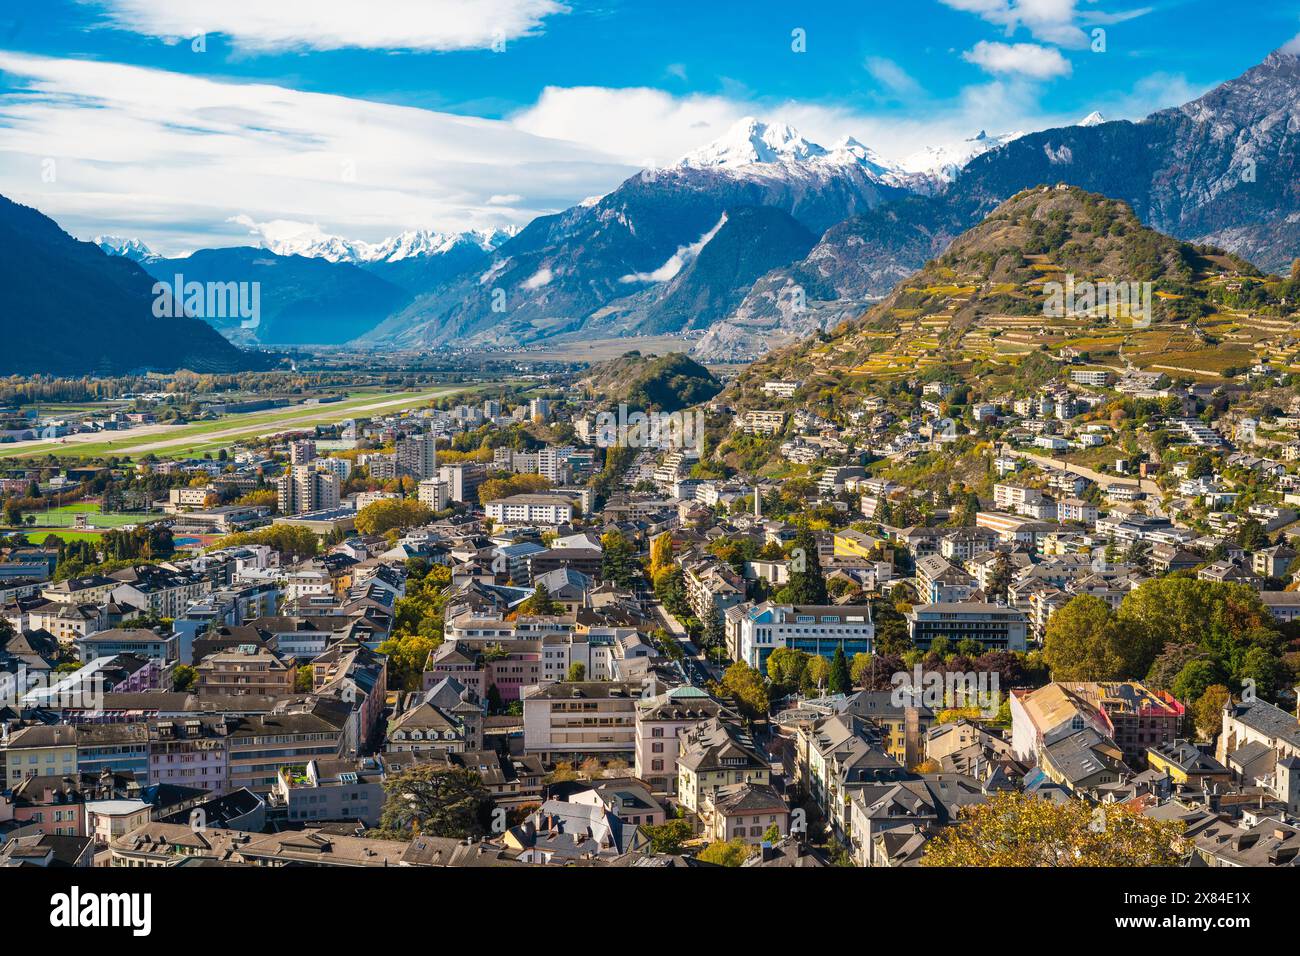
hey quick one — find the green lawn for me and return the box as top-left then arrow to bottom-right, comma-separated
34,503 -> 155,528
2,502 -> 156,539
23,530 -> 106,544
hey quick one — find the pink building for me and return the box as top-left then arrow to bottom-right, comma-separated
148,716 -> 231,792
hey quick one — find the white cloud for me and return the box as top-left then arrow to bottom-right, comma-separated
512,86 -> 745,168
620,214 -> 726,284
963,40 -> 1072,78
0,49 -> 1208,257
0,52 -> 633,254
229,214 -> 332,247
1282,32 -> 1300,55
865,57 -> 922,98
940,0 -> 1087,47
940,0 -> 1154,49
521,266 -> 552,289
84,0 -> 570,51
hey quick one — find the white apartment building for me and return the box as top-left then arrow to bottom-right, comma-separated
417,478 -> 450,512
485,494 -> 575,527
522,682 -> 638,761
993,483 -> 1042,510
1057,498 -> 1099,524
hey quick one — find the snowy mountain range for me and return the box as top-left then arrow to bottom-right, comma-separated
93,234 -> 159,264
673,116 -> 1023,192
254,226 -> 517,265
81,46 -> 1300,359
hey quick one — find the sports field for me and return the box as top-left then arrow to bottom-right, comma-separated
0,501 -> 158,544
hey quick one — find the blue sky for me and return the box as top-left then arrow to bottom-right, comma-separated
1,0 -> 1298,253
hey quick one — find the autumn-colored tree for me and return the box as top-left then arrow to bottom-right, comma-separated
1194,684 -> 1232,740
922,792 -> 1187,867
697,838 -> 752,867
649,531 -> 674,577
217,524 -> 319,559
547,761 -> 579,783
235,488 -> 279,512
376,632 -> 436,691
478,473 -> 552,505
716,661 -> 769,720
355,498 -> 433,536
849,653 -> 875,688
802,655 -> 831,694
171,664 -> 197,692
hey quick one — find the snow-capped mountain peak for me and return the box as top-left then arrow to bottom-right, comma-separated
898,129 -> 1026,182
1078,110 -> 1107,127
824,135 -> 905,180
677,117 -> 828,169
93,234 -> 158,263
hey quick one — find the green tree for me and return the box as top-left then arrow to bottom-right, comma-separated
374,765 -> 488,839
172,664 -> 197,692
1170,658 -> 1221,704
1043,595 -> 1130,681
986,551 -> 1013,601
786,528 -> 827,605
519,582 -> 560,616
600,530 -> 641,587
828,645 -> 851,695
566,662 -> 587,681
1236,519 -> 1268,552
1240,645 -> 1283,701
640,818 -> 694,854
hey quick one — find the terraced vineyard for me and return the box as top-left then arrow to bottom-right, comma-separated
737,187 -> 1300,395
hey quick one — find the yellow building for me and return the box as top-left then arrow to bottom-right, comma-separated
2,725 -> 77,786
676,719 -> 770,815
833,529 -> 882,561
1147,740 -> 1233,788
